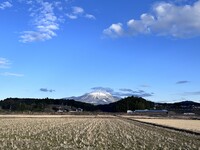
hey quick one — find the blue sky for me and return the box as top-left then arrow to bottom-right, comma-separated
0,0 -> 200,102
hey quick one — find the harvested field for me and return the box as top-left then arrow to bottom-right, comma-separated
0,116 -> 199,150
135,119 -> 200,133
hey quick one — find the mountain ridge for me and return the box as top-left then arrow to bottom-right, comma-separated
0,97 -> 199,114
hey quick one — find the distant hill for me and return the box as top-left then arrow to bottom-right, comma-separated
96,96 -> 155,112
0,97 -> 199,114
156,101 -> 200,108
155,101 -> 200,115
0,96 -> 153,112
174,101 -> 200,106
0,98 -> 96,112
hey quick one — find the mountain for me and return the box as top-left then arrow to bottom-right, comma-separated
97,96 -> 155,112
0,97 -> 199,114
66,91 -> 120,105
156,100 -> 200,108
0,96 -> 154,112
174,101 -> 200,106
155,100 -> 200,114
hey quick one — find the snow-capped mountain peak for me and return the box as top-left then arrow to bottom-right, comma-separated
66,90 -> 120,105
89,91 -> 112,99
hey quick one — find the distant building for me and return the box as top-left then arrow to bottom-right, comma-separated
127,110 -> 133,114
69,108 -> 83,113
76,108 -> 83,112
57,109 -> 64,113
183,113 -> 195,116
127,109 -> 168,115
135,109 -> 168,115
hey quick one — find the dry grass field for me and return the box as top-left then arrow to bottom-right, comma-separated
135,119 -> 200,133
0,116 -> 199,150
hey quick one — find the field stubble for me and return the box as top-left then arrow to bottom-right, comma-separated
0,117 -> 199,150
134,118 -> 200,133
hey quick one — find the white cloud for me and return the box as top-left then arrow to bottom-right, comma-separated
0,1 -> 12,10
72,6 -> 84,14
85,14 -> 96,20
0,57 -> 11,68
26,1 -> 33,5
0,57 -> 24,77
20,1 -> 59,43
103,23 -> 124,38
104,0 -> 200,38
67,6 -> 95,20
66,14 -> 77,19
2,1 -> 95,42
53,1 -> 63,10
0,72 -> 24,77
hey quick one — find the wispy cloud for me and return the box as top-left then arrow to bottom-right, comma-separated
140,84 -> 151,88
66,14 -> 77,19
0,72 -> 24,77
104,0 -> 200,38
91,87 -> 114,93
0,57 -> 11,68
53,1 -> 63,11
118,89 -> 154,97
0,57 -> 24,77
2,1 -> 95,42
176,80 -> 190,84
119,88 -> 134,93
40,88 -> 55,93
67,6 -> 95,20
91,87 -> 154,98
0,1 -> 12,10
183,91 -> 200,95
20,1 -> 59,43
85,14 -> 96,20
72,6 -> 84,15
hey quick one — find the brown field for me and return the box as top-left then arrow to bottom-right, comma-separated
0,115 -> 199,149
134,119 -> 200,133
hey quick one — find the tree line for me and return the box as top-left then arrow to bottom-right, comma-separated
0,96 -> 155,112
